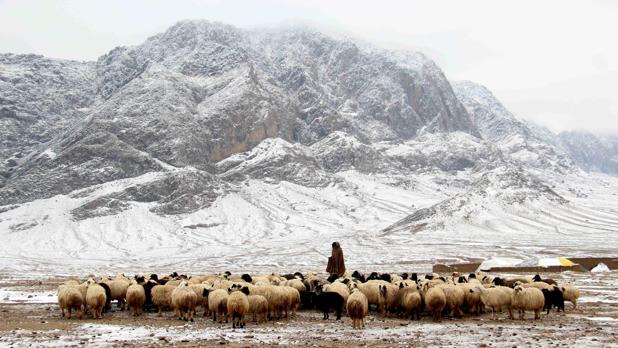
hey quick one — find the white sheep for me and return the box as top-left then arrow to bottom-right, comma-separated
57,284 -> 84,319
439,284 -> 465,318
423,284 -> 446,322
151,284 -> 175,316
512,285 -> 545,320
561,285 -> 580,310
248,294 -> 268,323
471,286 -> 513,320
85,279 -> 107,319
347,287 -> 369,329
227,286 -> 250,329
171,281 -> 198,322
208,288 -> 230,323
395,284 -> 422,320
126,282 -> 145,316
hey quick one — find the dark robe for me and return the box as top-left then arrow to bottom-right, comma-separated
326,242 -> 345,276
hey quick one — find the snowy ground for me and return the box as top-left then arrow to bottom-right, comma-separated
0,169 -> 617,276
0,271 -> 617,347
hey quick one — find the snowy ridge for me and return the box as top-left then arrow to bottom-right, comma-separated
0,21 -> 617,273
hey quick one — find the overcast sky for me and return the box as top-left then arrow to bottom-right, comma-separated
1,0 -> 617,134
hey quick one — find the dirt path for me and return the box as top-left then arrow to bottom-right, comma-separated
0,272 -> 617,347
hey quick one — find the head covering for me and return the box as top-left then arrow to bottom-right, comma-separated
326,241 -> 345,276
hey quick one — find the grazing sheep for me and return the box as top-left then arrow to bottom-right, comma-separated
471,286 -> 513,320
189,283 -> 211,316
459,283 -> 482,315
512,285 -> 545,320
378,283 -> 400,316
423,285 -> 446,322
171,281 -> 198,322
522,281 -> 553,291
227,286 -> 250,329
347,288 -> 369,329
354,280 -> 388,312
151,284 -> 175,316
126,282 -> 146,316
208,289 -> 229,323
396,284 -> 422,320
440,284 -> 465,318
542,286 -> 565,314
85,280 -> 107,319
57,285 -> 84,319
286,278 -> 306,293
248,294 -> 268,323
315,291 -> 344,320
532,274 -> 557,285
106,275 -> 130,310
282,286 -> 301,318
97,282 -> 112,312
561,285 -> 580,310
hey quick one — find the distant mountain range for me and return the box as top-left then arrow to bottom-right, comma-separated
1,20 -> 616,273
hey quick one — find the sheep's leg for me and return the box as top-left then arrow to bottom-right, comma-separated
507,307 -> 514,320
534,309 -> 540,320
572,300 -> 577,310
61,308 -> 65,318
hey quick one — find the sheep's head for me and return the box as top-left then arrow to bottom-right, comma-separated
241,286 -> 250,296
514,285 -> 524,293
532,274 -> 542,282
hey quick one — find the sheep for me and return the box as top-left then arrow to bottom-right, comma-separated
248,294 -> 268,323
346,287 -> 369,329
512,285 -> 545,320
542,286 -> 565,314
315,291 -> 344,320
395,283 -> 422,320
227,285 -> 250,329
324,282 -> 350,304
439,284 -> 465,318
171,281 -> 198,322
471,286 -> 513,320
241,274 -> 253,283
522,281 -> 553,291
105,275 -> 130,310
561,285 -> 580,310
351,271 -> 366,283
286,278 -> 306,293
189,283 -> 211,316
57,285 -> 84,319
208,288 -> 229,323
532,274 -> 557,285
423,285 -> 446,322
85,280 -> 107,319
353,280 -> 388,311
151,284 -> 175,316
377,283 -> 400,316
141,280 -> 158,312
459,283 -> 482,315
98,282 -> 112,312
126,282 -> 146,316
282,286 -> 301,318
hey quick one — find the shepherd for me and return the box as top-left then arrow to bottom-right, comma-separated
326,242 -> 346,277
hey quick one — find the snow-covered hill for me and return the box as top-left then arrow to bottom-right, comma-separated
0,20 -> 616,274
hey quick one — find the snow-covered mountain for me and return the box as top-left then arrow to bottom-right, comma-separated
0,20 -> 616,274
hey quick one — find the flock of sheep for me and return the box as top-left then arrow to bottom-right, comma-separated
56,270 -> 581,329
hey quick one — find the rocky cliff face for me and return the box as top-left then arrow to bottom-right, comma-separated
558,131 -> 618,174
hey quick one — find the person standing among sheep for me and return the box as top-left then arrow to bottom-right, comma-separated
326,242 -> 346,278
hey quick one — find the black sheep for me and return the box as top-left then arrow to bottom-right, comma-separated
533,274 -> 558,285
315,292 -> 344,320
492,277 -> 506,287
367,272 -> 380,281
542,287 -> 565,314
143,280 -> 158,312
98,282 -> 112,312
300,291 -> 317,309
241,274 -> 253,283
410,273 -> 418,282
352,271 -> 366,283
379,273 -> 392,283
